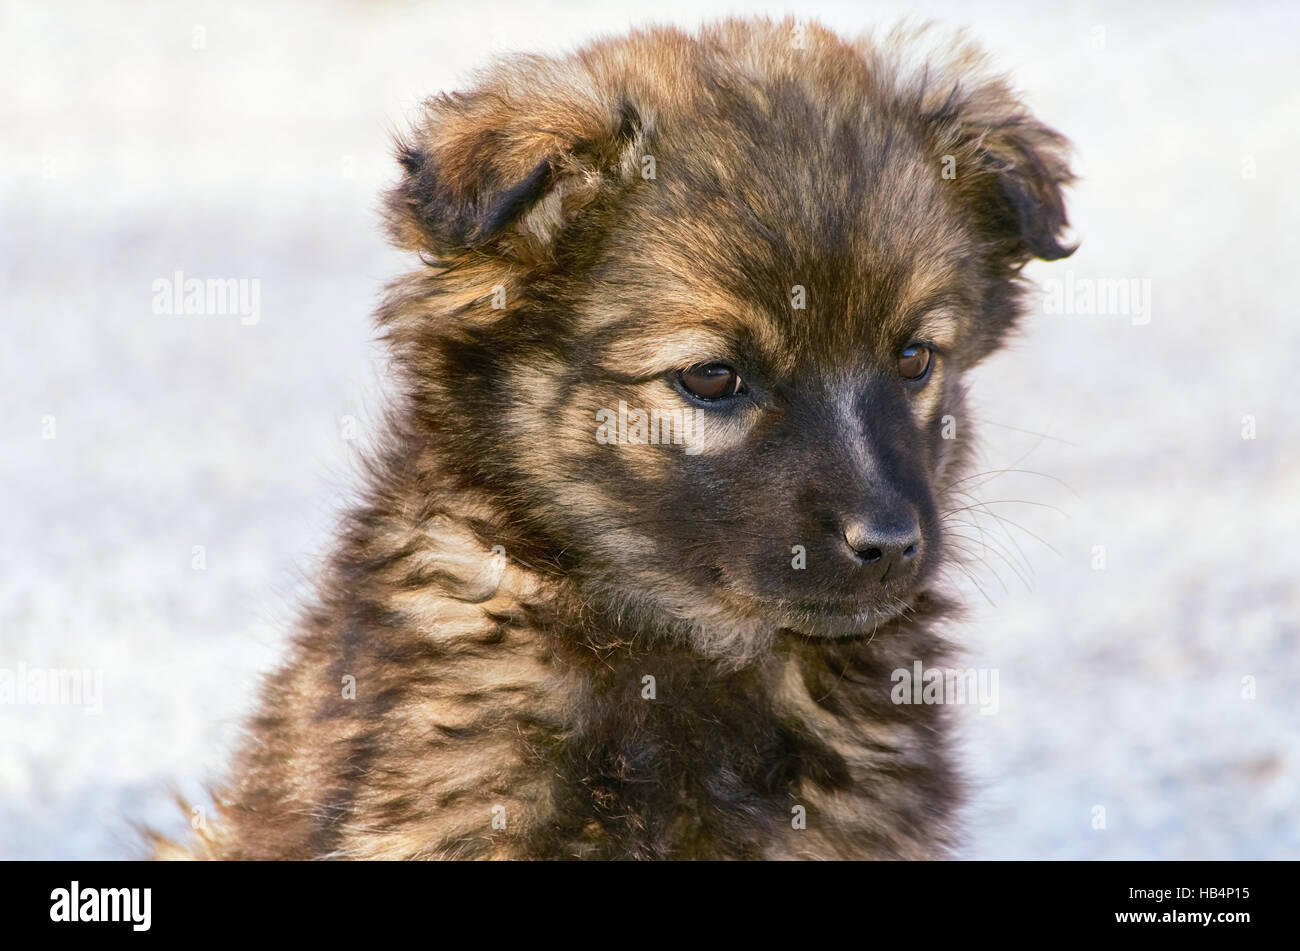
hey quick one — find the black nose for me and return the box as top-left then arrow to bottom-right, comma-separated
843,515 -> 921,581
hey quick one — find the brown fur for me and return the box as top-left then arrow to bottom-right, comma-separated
158,18 -> 1073,860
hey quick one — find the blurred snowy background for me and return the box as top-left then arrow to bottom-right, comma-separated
1,0 -> 1297,859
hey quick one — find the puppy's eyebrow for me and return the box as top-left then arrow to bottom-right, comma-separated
903,292 -> 972,323
594,330 -> 739,380
914,310 -> 960,346
903,293 -> 969,345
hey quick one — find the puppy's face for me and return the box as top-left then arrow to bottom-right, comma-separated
564,170 -> 971,642
385,21 -> 1073,658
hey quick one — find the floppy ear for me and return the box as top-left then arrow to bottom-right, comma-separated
385,65 -> 645,265
928,78 -> 1077,264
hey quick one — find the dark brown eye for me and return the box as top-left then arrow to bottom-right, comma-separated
898,344 -> 933,381
679,363 -> 745,400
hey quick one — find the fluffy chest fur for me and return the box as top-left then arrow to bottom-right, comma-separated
198,506 -> 958,860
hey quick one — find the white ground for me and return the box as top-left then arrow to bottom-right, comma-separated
1,0 -> 1297,859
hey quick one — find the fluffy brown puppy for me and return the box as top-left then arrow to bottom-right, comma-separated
165,17 -> 1073,860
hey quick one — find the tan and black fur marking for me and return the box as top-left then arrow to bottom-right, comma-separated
159,18 -> 1073,860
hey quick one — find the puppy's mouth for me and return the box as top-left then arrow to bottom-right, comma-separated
705,553 -> 934,641
749,593 -> 915,640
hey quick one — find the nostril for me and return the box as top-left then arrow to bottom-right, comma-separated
842,515 -> 922,568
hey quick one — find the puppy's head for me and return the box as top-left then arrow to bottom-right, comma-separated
384,20 -> 1074,661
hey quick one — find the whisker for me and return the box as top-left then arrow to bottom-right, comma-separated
944,530 -> 1027,590
975,417 -> 1081,448
942,498 -> 1067,517
946,491 -> 1038,581
940,466 -> 1079,498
